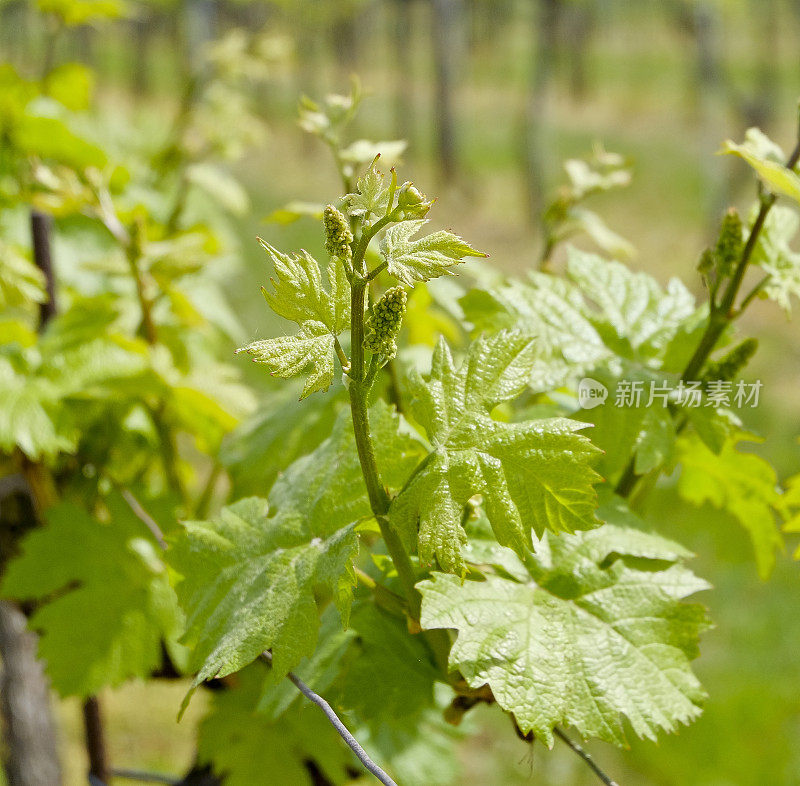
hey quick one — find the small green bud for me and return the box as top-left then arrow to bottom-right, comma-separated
394,182 -> 434,220
703,337 -> 758,383
714,208 -> 743,278
364,286 -> 408,360
323,204 -> 353,260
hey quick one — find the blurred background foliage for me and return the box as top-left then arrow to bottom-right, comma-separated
1,0 -> 799,784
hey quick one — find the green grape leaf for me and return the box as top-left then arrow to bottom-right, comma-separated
238,321 -> 337,399
389,332 -> 601,574
339,602 -> 438,722
13,115 -> 106,170
170,403 -> 424,703
185,162 -> 249,215
779,471 -> 800,558
257,605 -> 355,719
0,495 -> 182,697
353,704 -> 466,786
238,241 -> 350,398
722,131 -> 800,204
220,384 -> 344,497
560,206 -> 636,259
567,248 -> 696,354
419,497 -> 710,747
633,406 -> 677,474
380,219 -> 487,286
198,664 -> 353,786
676,433 -> 784,579
171,496 -> 358,703
0,354 -> 75,458
0,318 -> 151,460
43,62 -> 94,111
461,276 -> 611,391
258,240 -> 349,333
343,159 -> 389,219
751,204 -> 800,313
461,249 -> 697,393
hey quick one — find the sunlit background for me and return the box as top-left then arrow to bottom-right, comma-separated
2,1 -> 800,784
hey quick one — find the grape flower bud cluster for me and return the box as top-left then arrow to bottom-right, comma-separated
364,286 -> 407,360
323,204 -> 353,262
702,337 -> 758,384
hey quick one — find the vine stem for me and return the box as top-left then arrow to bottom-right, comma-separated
261,652 -> 397,786
615,124 -> 800,497
554,728 -> 619,786
348,277 -> 421,617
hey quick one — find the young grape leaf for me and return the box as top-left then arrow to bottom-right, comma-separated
567,249 -> 696,354
559,206 -> 636,259
0,495 -> 183,697
419,497 -> 710,747
171,496 -> 358,707
220,383 -> 345,497
257,605 -> 356,719
722,130 -> 800,204
238,241 -> 350,398
0,317 -> 151,460
751,204 -> 800,313
170,403 -> 425,703
340,139 -> 408,167
265,201 -> 325,225
343,159 -> 390,219
389,331 -> 601,574
257,240 -> 349,333
238,321 -> 336,399
380,219 -> 487,286
676,433 -> 784,579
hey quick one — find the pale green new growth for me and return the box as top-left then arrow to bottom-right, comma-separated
419,498 -> 710,747
722,128 -> 800,205
751,204 -> 800,313
389,331 -> 601,574
677,433 -> 784,579
380,219 -> 487,286
343,158 -> 390,219
238,240 -> 350,398
256,240 -> 349,333
239,322 -> 337,399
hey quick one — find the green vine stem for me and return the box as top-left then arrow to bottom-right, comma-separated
348,271 -> 421,618
615,125 -> 800,498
